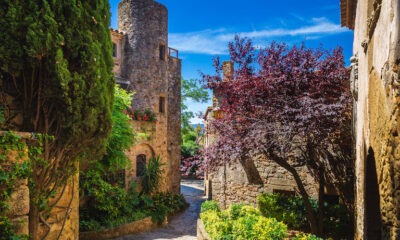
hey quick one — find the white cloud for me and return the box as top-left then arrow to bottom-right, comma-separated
169,17 -> 350,55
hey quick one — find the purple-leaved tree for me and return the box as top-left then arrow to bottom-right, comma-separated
203,36 -> 353,235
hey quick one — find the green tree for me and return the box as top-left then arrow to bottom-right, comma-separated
101,85 -> 134,171
80,85 -> 135,218
181,78 -> 208,157
181,78 -> 209,132
0,1 -> 114,239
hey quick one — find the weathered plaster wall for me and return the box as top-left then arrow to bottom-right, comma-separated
351,0 -> 400,239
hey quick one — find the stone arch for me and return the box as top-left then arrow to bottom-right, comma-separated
125,143 -> 155,189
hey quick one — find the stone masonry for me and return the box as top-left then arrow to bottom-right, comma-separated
112,0 -> 181,193
341,0 -> 400,239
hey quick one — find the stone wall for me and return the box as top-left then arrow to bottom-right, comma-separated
167,56 -> 182,193
80,216 -> 166,240
206,157 -> 319,209
118,0 -> 181,194
342,0 -> 400,239
5,147 -> 30,237
42,172 -> 79,240
0,132 -> 79,239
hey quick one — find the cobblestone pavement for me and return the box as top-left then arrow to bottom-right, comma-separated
116,179 -> 205,240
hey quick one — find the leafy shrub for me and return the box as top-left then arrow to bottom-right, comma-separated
258,193 -> 353,238
293,233 -> 323,240
200,202 -> 287,240
141,155 -> 164,194
201,200 -> 220,213
258,193 -> 311,229
82,169 -> 128,219
201,210 -> 232,240
150,192 -> 188,224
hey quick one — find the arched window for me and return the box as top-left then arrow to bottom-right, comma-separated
136,154 -> 146,177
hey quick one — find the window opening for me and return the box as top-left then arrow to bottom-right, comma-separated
136,154 -> 146,177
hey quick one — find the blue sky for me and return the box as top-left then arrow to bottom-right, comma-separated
109,0 -> 354,124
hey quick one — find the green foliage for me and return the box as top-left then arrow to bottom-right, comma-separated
82,169 -> 127,218
181,78 -> 209,131
201,200 -> 220,213
0,106 -> 4,127
258,193 -> 312,229
102,86 -> 135,171
80,188 -> 188,231
1,1 -> 114,237
200,202 -> 287,240
141,156 -> 164,195
147,193 -> 188,225
258,193 -> 353,238
181,78 -> 208,158
80,182 -> 144,232
181,129 -> 202,159
293,233 -> 324,240
0,132 -> 31,240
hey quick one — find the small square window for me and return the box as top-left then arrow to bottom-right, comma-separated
159,96 -> 165,113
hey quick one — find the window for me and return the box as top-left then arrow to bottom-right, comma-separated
273,189 -> 296,197
136,154 -> 146,177
113,43 -> 117,57
213,110 -> 223,119
159,96 -> 165,113
159,44 -> 166,61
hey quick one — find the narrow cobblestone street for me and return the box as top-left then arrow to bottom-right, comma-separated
117,179 -> 205,240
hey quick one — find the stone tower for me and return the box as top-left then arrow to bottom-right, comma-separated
115,0 -> 181,193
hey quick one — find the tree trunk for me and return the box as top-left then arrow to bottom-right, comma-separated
318,170 -> 325,236
239,157 -> 263,185
265,150 -> 320,234
29,202 -> 39,240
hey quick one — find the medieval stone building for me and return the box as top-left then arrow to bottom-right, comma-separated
111,0 -> 181,194
341,0 -> 400,239
203,61 -> 322,208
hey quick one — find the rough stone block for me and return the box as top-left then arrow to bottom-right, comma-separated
12,216 -> 29,236
8,185 -> 29,216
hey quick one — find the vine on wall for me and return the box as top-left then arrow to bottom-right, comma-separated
0,132 -> 30,240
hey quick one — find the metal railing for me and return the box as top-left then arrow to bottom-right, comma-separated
168,47 -> 179,59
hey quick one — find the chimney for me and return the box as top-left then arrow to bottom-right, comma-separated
222,61 -> 234,82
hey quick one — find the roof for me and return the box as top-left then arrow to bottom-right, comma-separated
340,0 -> 357,30
110,28 -> 125,37
204,107 -> 214,120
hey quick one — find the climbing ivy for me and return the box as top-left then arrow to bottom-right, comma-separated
0,132 -> 30,240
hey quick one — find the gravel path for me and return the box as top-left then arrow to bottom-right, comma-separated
116,179 -> 205,240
